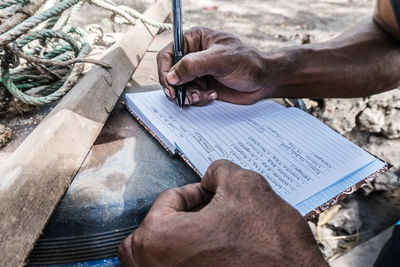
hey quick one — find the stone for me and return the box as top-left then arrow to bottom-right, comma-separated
317,226 -> 340,259
6,97 -> 37,114
0,88 -> 7,112
358,106 -> 385,133
308,221 -> 317,236
372,169 -> 400,192
327,199 -> 362,235
301,33 -> 312,44
368,89 -> 400,109
363,135 -> 400,169
0,123 -> 12,148
382,109 -> 400,139
346,130 -> 400,169
313,98 -> 367,134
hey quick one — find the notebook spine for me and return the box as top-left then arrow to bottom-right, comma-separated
175,149 -> 202,177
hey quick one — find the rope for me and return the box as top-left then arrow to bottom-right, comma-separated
1,43 -> 90,105
0,0 -> 172,107
0,0 -> 28,9
87,0 -> 172,30
0,0 -> 81,46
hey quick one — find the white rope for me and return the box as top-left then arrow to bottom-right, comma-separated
87,0 -> 172,30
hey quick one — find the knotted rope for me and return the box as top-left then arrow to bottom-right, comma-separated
0,0 -> 172,106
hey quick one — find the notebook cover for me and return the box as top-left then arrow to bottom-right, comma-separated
304,163 -> 389,219
124,100 -> 389,220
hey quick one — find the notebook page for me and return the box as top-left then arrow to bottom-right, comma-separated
173,107 -> 377,206
125,90 -> 285,150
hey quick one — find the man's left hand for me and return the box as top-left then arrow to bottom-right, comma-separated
118,160 -> 327,267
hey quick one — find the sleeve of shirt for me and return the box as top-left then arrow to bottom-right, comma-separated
391,0 -> 400,27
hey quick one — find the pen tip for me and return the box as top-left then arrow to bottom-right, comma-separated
177,89 -> 185,111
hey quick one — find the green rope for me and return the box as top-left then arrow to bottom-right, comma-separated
0,0 -> 28,9
17,29 -> 81,55
0,0 -> 94,106
1,43 -> 91,105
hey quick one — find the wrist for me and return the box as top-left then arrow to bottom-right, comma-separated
259,48 -> 296,98
259,45 -> 324,99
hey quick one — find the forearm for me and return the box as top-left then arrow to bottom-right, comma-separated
264,18 -> 400,98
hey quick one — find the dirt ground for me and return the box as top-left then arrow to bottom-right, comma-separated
1,0 -> 399,265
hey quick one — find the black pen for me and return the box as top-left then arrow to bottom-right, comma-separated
172,0 -> 185,110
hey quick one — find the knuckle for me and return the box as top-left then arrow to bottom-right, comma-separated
186,26 -> 208,35
180,55 -> 194,71
158,187 -> 176,201
117,243 -> 124,257
233,168 -> 271,191
118,237 -> 129,253
211,160 -> 236,181
209,159 -> 231,172
132,228 -> 157,253
143,212 -> 160,226
246,170 -> 266,183
156,50 -> 166,63
156,51 -> 161,62
132,230 -> 146,250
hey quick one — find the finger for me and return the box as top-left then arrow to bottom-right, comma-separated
214,86 -> 263,105
202,160 -> 272,196
201,160 -> 243,194
149,183 -> 213,215
118,234 -> 139,267
166,49 -> 219,86
205,76 -> 264,105
158,27 -> 214,101
157,42 -> 176,100
186,87 -> 218,106
184,79 -> 217,106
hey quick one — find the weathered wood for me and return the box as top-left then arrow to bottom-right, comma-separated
0,0 -> 170,266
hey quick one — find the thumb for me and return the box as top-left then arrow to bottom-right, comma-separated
166,50 -> 218,86
149,183 -> 213,215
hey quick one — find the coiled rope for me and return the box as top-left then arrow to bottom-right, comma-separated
0,0 -> 172,106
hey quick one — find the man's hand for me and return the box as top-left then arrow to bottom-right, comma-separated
158,6 -> 400,103
118,160 -> 327,267
157,27 -> 285,106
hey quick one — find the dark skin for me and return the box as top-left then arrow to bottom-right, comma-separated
118,160 -> 327,267
119,0 -> 400,266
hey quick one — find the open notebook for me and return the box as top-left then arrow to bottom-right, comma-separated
125,90 -> 388,218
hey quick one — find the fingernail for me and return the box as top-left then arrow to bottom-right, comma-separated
184,96 -> 190,105
209,92 -> 217,100
164,88 -> 171,98
192,93 -> 199,103
167,70 -> 180,85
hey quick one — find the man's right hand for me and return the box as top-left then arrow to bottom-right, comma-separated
157,27 -> 285,106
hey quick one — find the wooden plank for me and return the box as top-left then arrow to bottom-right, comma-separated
147,29 -> 173,52
128,30 -> 171,88
0,1 -> 170,266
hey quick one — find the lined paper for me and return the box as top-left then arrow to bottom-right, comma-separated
126,90 -> 382,208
